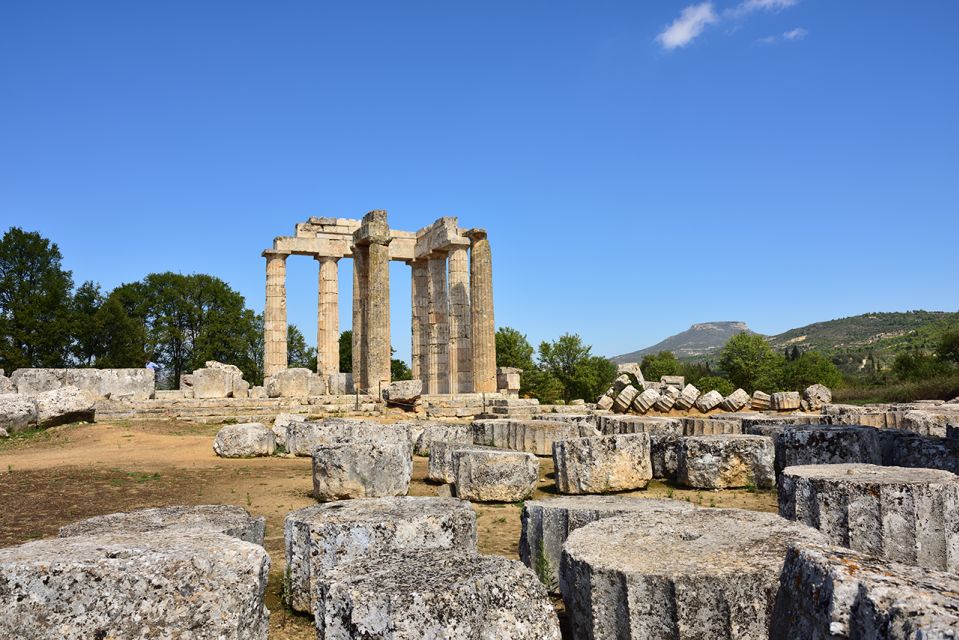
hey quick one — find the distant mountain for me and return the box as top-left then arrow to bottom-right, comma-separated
611,322 -> 755,363
611,311 -> 959,372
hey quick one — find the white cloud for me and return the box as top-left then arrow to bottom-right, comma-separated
783,27 -> 808,40
732,0 -> 798,15
656,2 -> 719,50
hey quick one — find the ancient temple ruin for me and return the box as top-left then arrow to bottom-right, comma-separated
262,211 -> 496,395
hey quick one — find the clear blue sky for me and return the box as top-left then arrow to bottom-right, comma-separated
2,1 -> 957,364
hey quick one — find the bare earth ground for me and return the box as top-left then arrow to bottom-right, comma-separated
0,420 -> 777,639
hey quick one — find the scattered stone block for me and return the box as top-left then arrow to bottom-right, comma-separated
902,409 -> 951,438
193,361 -> 248,399
383,379 -> 422,405
428,441 -> 500,483
520,496 -> 694,593
0,373 -> 14,394
213,422 -> 276,458
0,427 -> 7,438
452,448 -> 538,502
496,366 -> 522,397
683,416 -> 742,435
33,386 -> 95,427
284,497 -> 476,613
0,531 -> 270,640
616,363 -> 645,386
653,385 -> 680,412
285,419 -> 409,456
722,388 -> 751,412
413,420 -> 472,455
660,375 -> 684,389
471,418 -> 581,456
10,367 -> 155,400
610,374 -> 631,395
694,389 -> 723,412
271,413 -> 305,449
596,395 -> 614,411
677,434 -> 775,489
779,463 -> 959,571
533,412 -> 598,436
771,391 -> 802,411
771,542 -> 959,640
0,393 -> 37,433
751,390 -> 771,410
612,385 -> 639,413
674,383 -> 700,410
632,388 -> 661,413
552,434 -> 653,494
775,424 -> 882,476
265,367 -> 314,398
316,549 -> 560,640
802,383 -> 832,411
312,441 -> 412,501
59,505 -> 266,546
561,508 -> 827,640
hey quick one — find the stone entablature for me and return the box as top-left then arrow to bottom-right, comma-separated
263,211 -> 496,396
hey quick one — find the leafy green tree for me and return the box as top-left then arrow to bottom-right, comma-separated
718,333 -> 785,392
391,355 -> 412,381
339,330 -> 353,373
495,327 -> 535,370
522,368 -> 564,404
71,280 -> 105,365
537,333 -> 616,403
287,324 -> 317,371
0,227 -> 75,369
640,351 -> 683,381
893,351 -> 949,382
92,297 -> 146,367
783,351 -> 844,390
695,375 -> 735,397
938,327 -> 959,364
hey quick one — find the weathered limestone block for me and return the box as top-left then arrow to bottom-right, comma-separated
0,373 -> 14,394
471,418 -> 581,456
878,429 -> 959,474
751,390 -> 771,410
316,549 -> 560,640
0,428 -> 7,438
312,441 -> 412,501
610,373 -> 631,395
771,391 -> 802,411
771,542 -> 959,640
0,531 -> 270,640
596,394 -> 614,411
775,425 -> 882,476
265,367 -> 314,398
674,383 -> 700,410
496,366 -> 522,397
596,416 -> 684,479
561,509 -> 827,640
284,497 -> 476,613
902,409 -> 952,438
694,389 -> 724,412
660,375 -> 684,389
59,505 -> 266,546
552,434 -> 653,494
193,361 -> 248,399
249,385 -> 267,399
677,434 -> 775,489
779,463 -> 959,571
632,388 -> 661,413
612,385 -> 639,413
213,422 -> 276,458
0,393 -> 37,433
616,363 -> 645,386
286,419 -> 409,456
33,386 -> 95,427
653,384 -> 680,412
413,421 -> 473,455
10,367 -> 155,400
722,388 -> 751,412
428,442 -> 502,483
533,412 -> 598,436
452,448 -> 538,502
271,413 -> 305,449
519,497 -> 694,593
383,379 -> 422,405
803,383 -> 832,411
682,416 -> 742,435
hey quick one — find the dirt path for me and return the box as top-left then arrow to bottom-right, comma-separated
0,420 -> 777,639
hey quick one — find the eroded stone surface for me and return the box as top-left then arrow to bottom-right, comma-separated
751,390 -> 771,410
0,531 -> 270,640
694,389 -> 723,412
775,424 -> 882,476
561,509 -> 827,640
213,422 -> 276,458
312,441 -> 412,501
10,367 -> 154,400
33,386 -> 95,427
286,419 -> 409,456
452,448 -> 538,502
59,505 -> 266,546
552,434 -> 652,494
284,497 -> 476,613
0,393 -> 37,433
772,391 -> 801,411
383,379 -> 422,405
412,421 -> 472,456
471,418 -> 581,456
316,549 -> 561,640
771,542 -> 959,640
722,388 -> 751,412
779,463 -> 959,571
674,384 -> 700,410
519,497 -> 694,593
678,434 -> 776,489
803,384 -> 832,411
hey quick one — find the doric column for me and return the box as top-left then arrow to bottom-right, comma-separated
353,210 -> 391,395
469,230 -> 496,392
264,250 -> 288,378
315,256 -> 339,378
351,246 -> 368,391
447,246 -> 472,393
410,260 -> 429,386
427,254 -> 450,394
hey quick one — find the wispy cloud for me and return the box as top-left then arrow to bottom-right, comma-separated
730,0 -> 798,16
759,26 -> 808,44
655,2 -> 719,50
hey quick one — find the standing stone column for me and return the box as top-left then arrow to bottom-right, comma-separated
315,257 -> 339,379
355,211 -> 392,395
264,251 -> 288,378
410,260 -> 429,386
447,246 -> 472,393
469,230 -> 496,393
427,254 -> 450,394
351,247 -> 368,392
